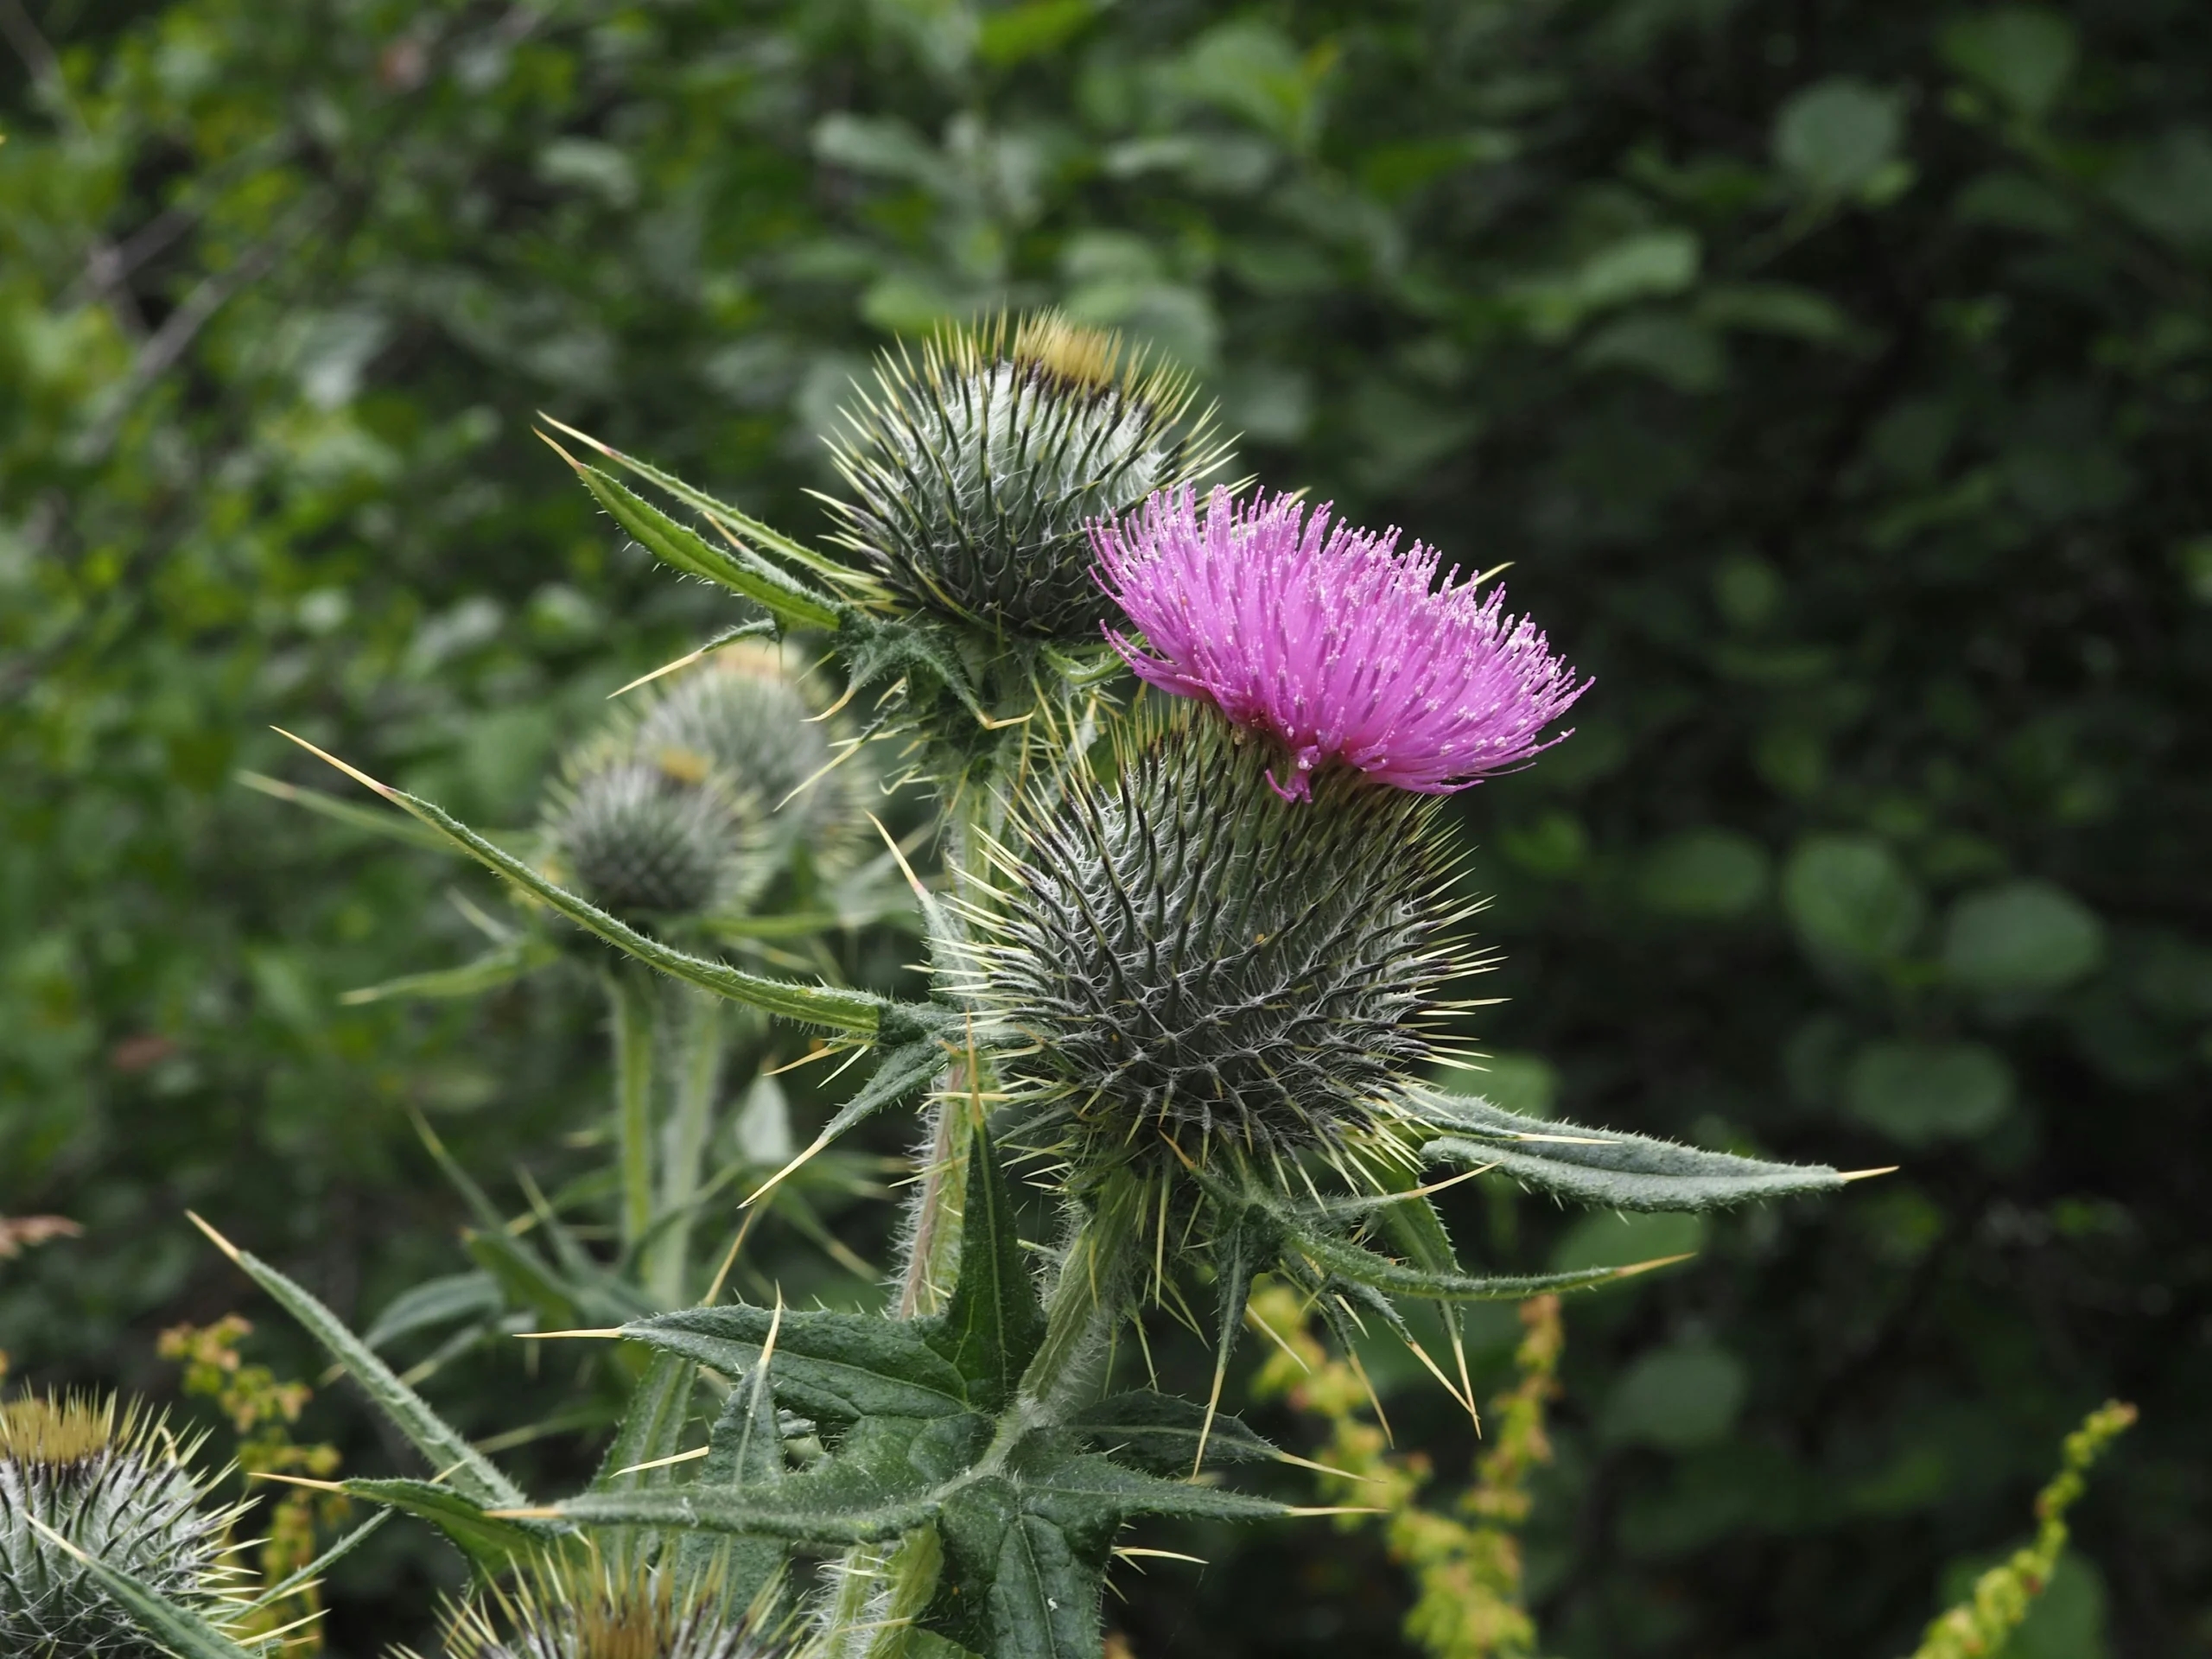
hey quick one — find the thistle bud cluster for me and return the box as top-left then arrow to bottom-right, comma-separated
0,1392 -> 257,1658
544,646 -> 855,923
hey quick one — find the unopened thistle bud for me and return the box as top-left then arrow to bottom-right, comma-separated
547,647 -> 863,919
827,315 -> 1229,641
547,760 -> 751,921
631,645 -> 857,856
976,714 -> 1479,1171
0,1392 -> 256,1658
438,1555 -> 792,1659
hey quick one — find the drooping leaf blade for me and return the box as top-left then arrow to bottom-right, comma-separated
744,1034 -> 947,1206
591,1349 -> 697,1491
234,769 -> 453,851
552,1414 -> 957,1544
362,1270 -> 503,1351
339,936 -> 557,1005
675,1362 -> 787,1599
1287,1224 -> 1685,1302
537,414 -> 863,588
1067,1391 -> 1276,1475
1414,1087 -> 1845,1211
189,1214 -> 527,1511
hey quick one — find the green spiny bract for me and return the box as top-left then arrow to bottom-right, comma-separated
437,1554 -> 798,1659
0,1392 -> 257,1658
825,315 -> 1229,642
974,711 -> 1483,1175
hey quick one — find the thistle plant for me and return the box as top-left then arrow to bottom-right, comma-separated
190,311 -> 1880,1659
0,1391 -> 258,1657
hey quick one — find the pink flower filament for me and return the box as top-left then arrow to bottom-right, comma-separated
1093,486 -> 1589,800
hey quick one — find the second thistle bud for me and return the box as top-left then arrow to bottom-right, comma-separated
1,1393 -> 256,1658
979,712 -> 1475,1169
544,647 -> 861,922
827,315 -> 1227,641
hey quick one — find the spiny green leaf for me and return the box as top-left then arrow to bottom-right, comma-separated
676,1362 -> 787,1599
340,1478 -> 563,1576
836,609 -> 991,721
928,1435 -> 1286,1659
1067,1391 -> 1275,1475
1287,1224 -> 1681,1302
748,1034 -> 947,1207
930,1483 -> 1096,1659
1009,1444 -> 1287,1527
538,414 -> 862,588
276,730 -> 887,1032
557,449 -> 843,631
1414,1088 -> 1846,1211
554,1415 -> 962,1543
592,1350 -> 697,1491
192,1215 -> 528,1511
623,1305 -> 972,1421
929,1121 -> 1047,1412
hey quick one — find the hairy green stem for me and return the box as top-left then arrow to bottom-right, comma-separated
893,777 -> 996,1319
1020,1173 -> 1147,1414
645,987 -> 728,1306
606,965 -> 657,1254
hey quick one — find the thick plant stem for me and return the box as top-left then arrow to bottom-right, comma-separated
606,964 -> 657,1254
897,1097 -> 966,1319
893,779 -> 995,1319
1019,1173 -> 1147,1414
645,987 -> 727,1306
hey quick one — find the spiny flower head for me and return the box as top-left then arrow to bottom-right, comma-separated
1094,487 -> 1589,801
1,1391 -> 258,1658
439,1555 -> 795,1659
965,710 -> 1486,1181
826,314 -> 1228,640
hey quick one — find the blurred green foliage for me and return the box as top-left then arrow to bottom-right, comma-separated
3,0 -> 2207,1653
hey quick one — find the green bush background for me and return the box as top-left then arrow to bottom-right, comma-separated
3,0 -> 2207,1653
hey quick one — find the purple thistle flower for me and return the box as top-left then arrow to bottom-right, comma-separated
1093,486 -> 1589,801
